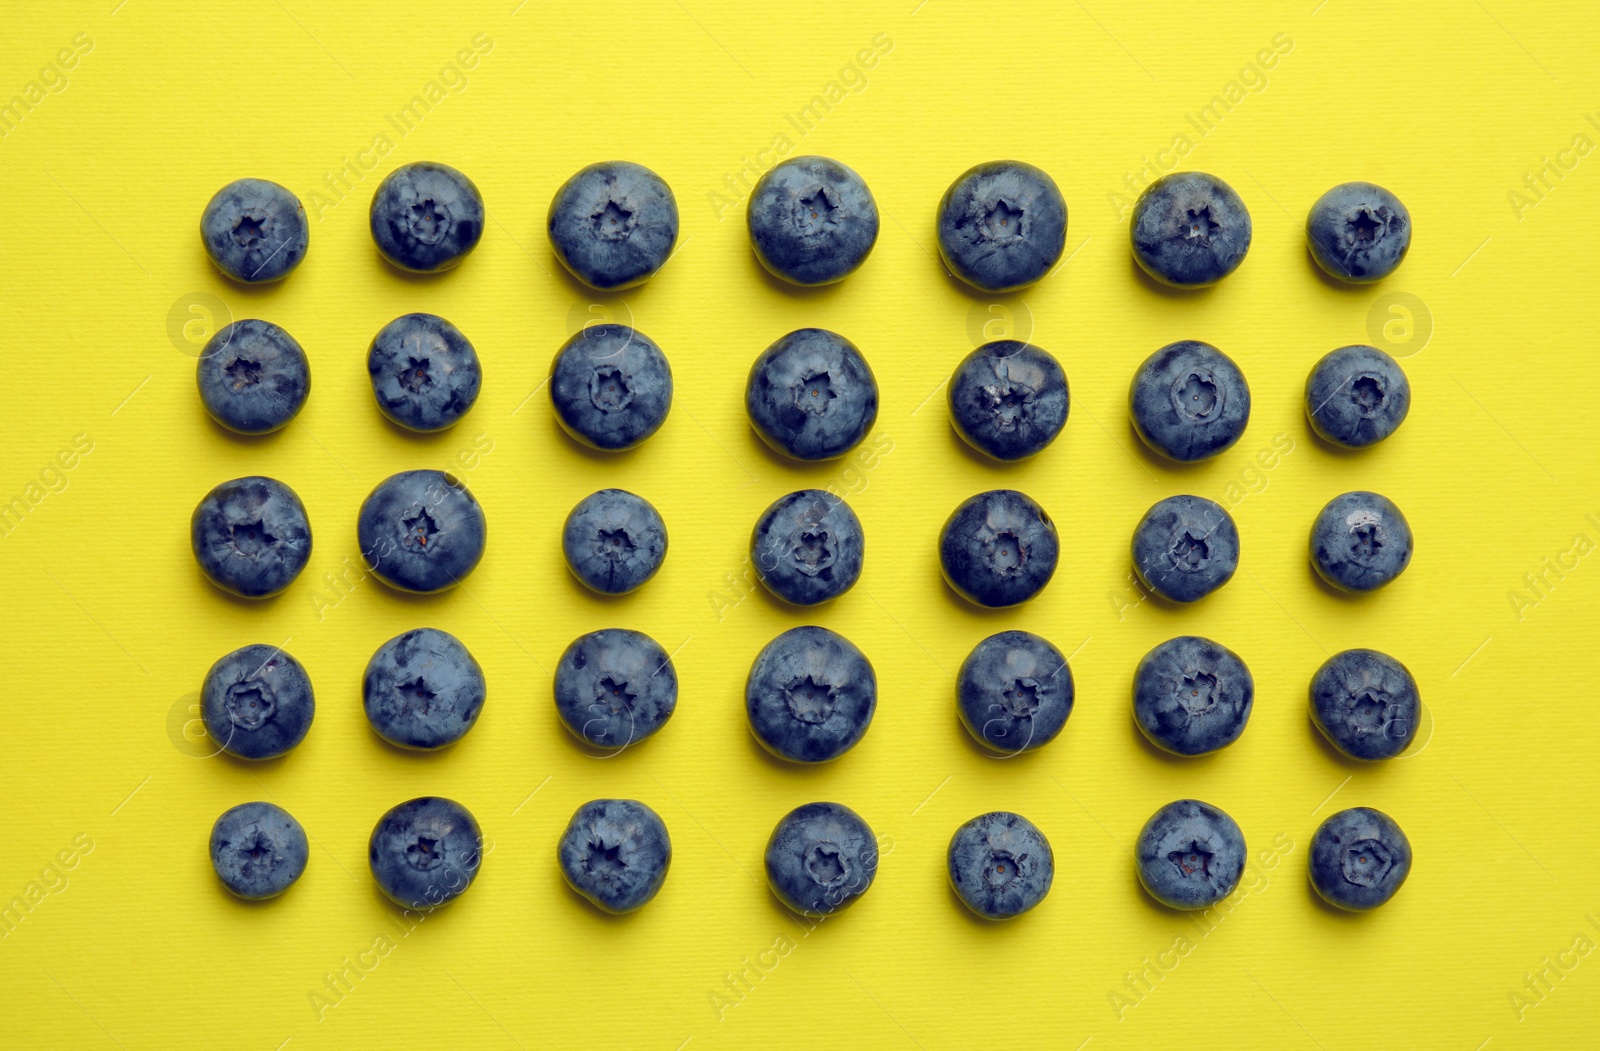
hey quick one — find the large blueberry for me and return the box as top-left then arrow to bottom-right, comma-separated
209,801 -> 309,899
201,643 -> 315,760
1131,495 -> 1239,603
553,628 -> 677,752
368,796 -> 483,910
358,470 -> 486,593
191,476 -> 312,598
1133,636 -> 1253,756
1131,172 -> 1251,287
764,802 -> 878,916
936,161 -> 1067,293
1136,798 -> 1246,910
367,313 -> 481,432
1306,182 -> 1411,283
751,490 -> 864,606
1129,340 -> 1250,462
1309,807 -> 1412,910
369,161 -> 484,273
200,178 -> 308,283
746,626 -> 876,763
197,320 -> 310,435
549,324 -> 673,451
363,628 -> 485,750
1309,648 -> 1419,761
947,340 -> 1068,462
746,328 -> 878,461
557,798 -> 671,913
1310,491 -> 1412,592
548,161 -> 678,290
1305,345 -> 1411,448
563,489 -> 667,595
747,155 -> 879,285
940,489 -> 1059,608
947,811 -> 1054,920
956,631 -> 1073,754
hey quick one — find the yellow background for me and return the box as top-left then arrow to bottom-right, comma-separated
2,1 -> 1596,1047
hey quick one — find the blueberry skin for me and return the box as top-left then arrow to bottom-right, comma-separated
357,470 -> 486,593
747,156 -> 879,285
548,161 -> 678,290
765,802 -> 879,916
562,489 -> 667,595
936,161 -> 1067,293
956,631 -> 1073,754
1131,172 -> 1251,287
1129,341 -> 1250,462
746,328 -> 878,461
947,812 -> 1054,920
1309,807 -> 1412,910
1306,182 -> 1411,283
1310,491 -> 1412,592
553,628 -> 677,751
1133,636 -> 1253,756
191,476 -> 312,598
209,801 -> 309,899
201,643 -> 315,760
368,797 -> 483,910
197,320 -> 310,435
363,628 -> 485,750
369,161 -> 484,273
1136,799 -> 1247,910
1309,649 -> 1420,761
948,341 -> 1069,462
940,489 -> 1059,608
200,178 -> 308,283
557,799 -> 671,914
549,324 -> 673,451
367,313 -> 481,432
1131,495 -> 1239,604
751,490 -> 865,606
1305,345 -> 1411,448
746,626 -> 876,763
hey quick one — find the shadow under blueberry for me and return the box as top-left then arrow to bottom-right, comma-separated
1306,559 -> 1369,603
358,563 -> 473,610
741,718 -> 842,779
1305,425 -> 1376,459
759,879 -> 866,935
1125,418 -> 1204,477
201,407 -> 285,446
1305,874 -> 1368,920
1128,714 -> 1224,769
953,709 -> 1050,766
1306,716 -> 1376,770
1128,254 -> 1211,299
549,414 -> 643,464
746,249 -> 847,302
211,872 -> 291,909
932,561 -> 1025,620
366,726 -> 465,766
370,880 -> 471,928
371,402 -> 462,446
556,863 -> 652,925
217,749 -> 291,775
370,246 -> 476,286
1304,246 -> 1372,294
192,563 -> 291,610
740,425 -> 840,480
205,254 -> 295,303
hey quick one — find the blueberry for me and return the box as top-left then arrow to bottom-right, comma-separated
363,628 -> 485,750
1304,345 -> 1411,448
368,796 -> 483,910
553,628 -> 677,751
1133,636 -> 1253,756
747,156 -> 879,285
1309,648 -> 1420,761
209,801 -> 309,899
1131,495 -> 1239,603
1309,807 -> 1412,911
936,161 -> 1067,293
191,476 -> 312,598
357,469 -> 486,593
1130,172 -> 1251,287
557,799 -> 671,913
548,161 -> 678,290
746,626 -> 876,763
956,631 -> 1073,754
939,489 -> 1059,608
1306,182 -> 1411,283
367,313 -> 481,432
751,490 -> 864,606
1136,798 -> 1246,910
200,178 -> 308,283
746,328 -> 878,461
1309,491 -> 1412,592
1129,340 -> 1250,462
201,643 -> 315,760
563,489 -> 667,595
549,324 -> 673,451
764,802 -> 879,916
947,340 -> 1069,462
368,161 -> 484,273
947,811 -> 1054,919
196,320 -> 310,435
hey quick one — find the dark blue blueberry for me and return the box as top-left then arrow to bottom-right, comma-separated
549,324 -> 673,451
764,802 -> 878,916
209,801 -> 309,899
1305,345 -> 1411,448
1131,172 -> 1251,287
563,489 -> 666,595
368,796 -> 483,910
548,161 -> 678,290
557,798 -> 671,913
363,628 -> 485,750
1309,649 -> 1419,761
369,161 -> 484,273
751,490 -> 864,606
1306,182 -> 1411,283
1133,636 -> 1253,756
746,329 -> 878,461
197,320 -> 310,435
200,178 -> 308,283
956,631 -> 1073,754
1310,491 -> 1412,592
947,340 -> 1068,462
747,155 -> 879,285
947,811 -> 1054,920
1129,340 -> 1250,462
191,476 -> 312,598
553,628 -> 677,752
201,643 -> 315,760
367,313 -> 481,432
939,489 -> 1058,608
1309,807 -> 1412,911
1131,495 -> 1239,604
936,161 -> 1067,293
746,626 -> 875,763
1136,798 -> 1246,910
357,469 -> 486,593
